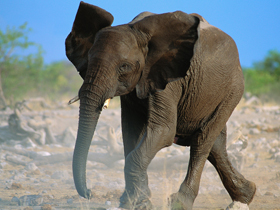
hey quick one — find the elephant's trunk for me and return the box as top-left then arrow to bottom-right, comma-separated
72,101 -> 100,199
73,71 -> 114,199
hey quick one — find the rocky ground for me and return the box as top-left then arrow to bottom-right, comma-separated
0,97 -> 279,210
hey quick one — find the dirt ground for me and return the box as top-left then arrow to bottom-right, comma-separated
0,98 -> 279,210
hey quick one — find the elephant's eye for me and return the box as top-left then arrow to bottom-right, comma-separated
119,63 -> 131,72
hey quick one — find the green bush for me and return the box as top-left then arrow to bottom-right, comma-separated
254,50 -> 280,80
243,68 -> 276,95
40,61 -> 82,100
243,50 -> 280,102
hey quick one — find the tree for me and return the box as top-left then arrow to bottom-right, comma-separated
40,61 -> 82,99
253,50 -> 280,80
0,23 -> 43,109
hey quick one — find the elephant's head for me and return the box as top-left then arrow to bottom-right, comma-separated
65,1 -> 199,199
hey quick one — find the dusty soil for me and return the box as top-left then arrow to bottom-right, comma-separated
0,98 -> 280,210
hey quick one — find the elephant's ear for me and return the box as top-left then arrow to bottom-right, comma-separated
132,11 -> 199,99
65,2 -> 114,79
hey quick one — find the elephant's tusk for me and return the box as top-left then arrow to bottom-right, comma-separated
68,96 -> 110,109
68,95 -> 80,105
103,98 -> 111,109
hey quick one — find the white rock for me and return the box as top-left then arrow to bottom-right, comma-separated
116,159 -> 125,167
105,200 -> 112,206
220,189 -> 228,195
262,106 -> 280,112
21,138 -> 37,148
51,170 -> 70,180
50,183 -> 57,187
64,179 -> 74,185
198,186 -> 207,194
36,151 -> 51,156
115,178 -> 125,186
39,178 -> 50,183
37,130 -> 46,145
19,195 -> 43,206
0,161 -> 8,169
230,121 -> 241,128
170,148 -> 183,156
269,148 -> 277,155
275,153 -> 280,163
11,173 -> 26,181
25,163 -> 38,171
226,201 -> 249,210
108,181 -> 119,189
249,163 -> 258,168
227,129 -> 243,146
61,127 -> 76,147
256,137 -> 266,144
270,139 -> 279,148
207,185 -> 223,193
245,96 -> 261,106
249,128 -> 260,135
247,120 -> 260,127
95,173 -> 105,180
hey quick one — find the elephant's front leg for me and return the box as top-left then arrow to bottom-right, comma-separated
120,94 -> 177,209
120,94 -> 151,208
120,127 -> 175,209
120,93 -> 148,158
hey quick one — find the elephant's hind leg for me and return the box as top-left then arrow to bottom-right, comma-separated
169,131 -> 217,210
207,126 -> 256,205
169,92 -> 247,209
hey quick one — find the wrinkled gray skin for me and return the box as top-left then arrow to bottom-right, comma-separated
65,2 -> 256,209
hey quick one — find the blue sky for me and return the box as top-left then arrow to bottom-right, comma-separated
0,0 -> 279,67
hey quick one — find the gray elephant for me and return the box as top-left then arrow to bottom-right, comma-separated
65,2 -> 256,209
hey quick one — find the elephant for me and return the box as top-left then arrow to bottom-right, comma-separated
65,2 -> 256,209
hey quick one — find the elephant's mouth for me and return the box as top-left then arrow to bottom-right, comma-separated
68,96 -> 112,109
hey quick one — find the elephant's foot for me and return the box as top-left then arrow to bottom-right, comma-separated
169,192 -> 194,210
119,188 -> 152,210
227,179 -> 256,205
226,201 -> 249,210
